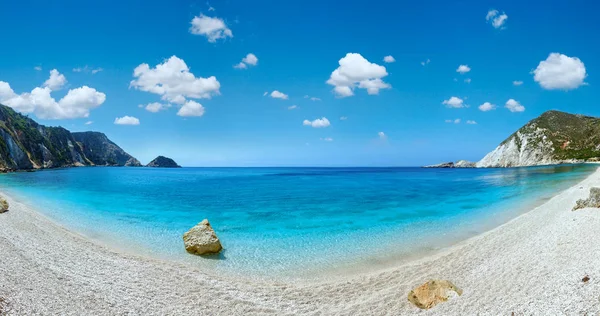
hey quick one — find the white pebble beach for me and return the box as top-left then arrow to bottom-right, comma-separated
1,168 -> 600,315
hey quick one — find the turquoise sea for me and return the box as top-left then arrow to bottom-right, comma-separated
0,165 -> 596,277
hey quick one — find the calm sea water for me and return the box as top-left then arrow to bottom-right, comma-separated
0,165 -> 596,277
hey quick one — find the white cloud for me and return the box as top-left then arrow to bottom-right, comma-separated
505,99 -> 525,112
383,55 -> 395,63
445,119 -> 461,124
421,59 -> 430,66
0,77 -> 106,119
144,102 -> 170,113
486,9 -> 508,29
327,53 -> 390,97
242,53 -> 258,66
34,66 -> 42,71
513,80 -> 523,86
85,121 -> 93,125
478,102 -> 496,112
303,117 -> 330,128
533,53 -> 587,90
321,137 -> 334,142
378,131 -> 386,139
43,69 -> 67,90
114,116 -> 140,125
233,62 -> 247,69
263,91 -> 268,96
304,96 -> 321,101
456,65 -> 471,74
443,96 -> 465,108
130,56 -> 220,104
73,66 -> 103,74
288,105 -> 298,110
340,116 -> 348,120
464,78 -> 471,84
270,90 -> 288,100
234,53 -> 258,69
189,14 -> 233,42
466,120 -> 477,125
177,100 -> 206,117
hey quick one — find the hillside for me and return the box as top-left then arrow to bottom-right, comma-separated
0,103 -> 140,171
477,110 -> 600,167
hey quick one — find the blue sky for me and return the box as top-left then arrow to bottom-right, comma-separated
0,0 -> 597,166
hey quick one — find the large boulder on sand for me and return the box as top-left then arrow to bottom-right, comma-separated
573,187 -> 600,211
0,197 -> 8,213
183,219 -> 222,255
408,280 -> 462,309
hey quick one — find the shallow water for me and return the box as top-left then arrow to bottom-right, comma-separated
0,165 -> 596,277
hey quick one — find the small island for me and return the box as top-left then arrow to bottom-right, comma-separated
146,156 -> 182,168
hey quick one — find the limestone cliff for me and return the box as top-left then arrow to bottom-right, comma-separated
477,110 -> 600,167
0,103 -> 140,171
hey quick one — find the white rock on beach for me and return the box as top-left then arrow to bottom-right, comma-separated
183,219 -> 222,255
573,187 -> 600,211
0,197 -> 8,214
408,279 -> 463,309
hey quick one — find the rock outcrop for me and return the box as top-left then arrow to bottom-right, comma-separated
0,103 -> 141,171
424,160 -> 475,168
408,280 -> 463,310
0,197 -> 8,213
183,219 -> 222,255
146,156 -> 181,168
573,187 -> 600,211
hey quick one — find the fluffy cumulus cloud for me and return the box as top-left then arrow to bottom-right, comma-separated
486,9 -> 508,29
303,117 -> 330,128
114,116 -> 140,125
513,80 -> 523,86
505,99 -> 525,112
43,69 -> 67,90
144,102 -> 171,113
270,90 -> 288,100
189,14 -> 233,42
327,53 -> 391,97
443,96 -> 465,108
478,102 -> 496,112
383,55 -> 395,63
466,120 -> 477,125
533,53 -> 587,90
378,131 -> 386,139
177,100 -> 205,117
456,65 -> 471,74
234,53 -> 258,69
130,56 -> 220,105
0,71 -> 105,119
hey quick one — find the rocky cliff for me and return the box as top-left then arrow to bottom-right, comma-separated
71,132 -> 141,167
146,156 -> 181,168
477,110 -> 600,167
0,103 -> 140,171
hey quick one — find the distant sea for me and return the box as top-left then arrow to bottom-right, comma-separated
0,165 -> 596,277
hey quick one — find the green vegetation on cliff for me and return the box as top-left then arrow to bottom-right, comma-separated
0,103 -> 140,171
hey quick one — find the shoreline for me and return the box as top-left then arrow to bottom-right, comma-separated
2,169 -> 600,314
